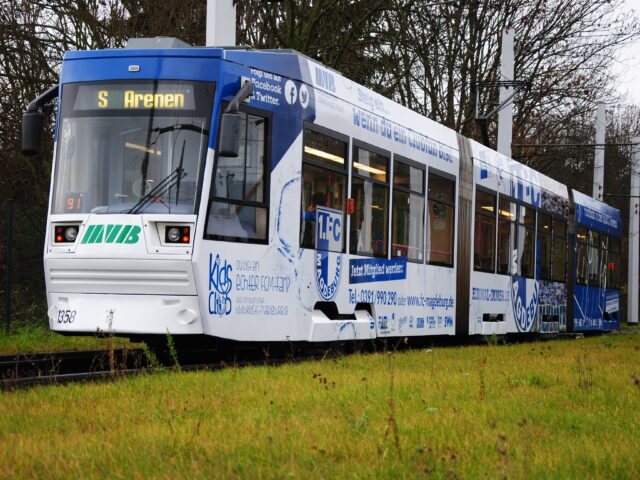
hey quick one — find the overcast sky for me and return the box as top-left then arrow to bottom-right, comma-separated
613,0 -> 640,104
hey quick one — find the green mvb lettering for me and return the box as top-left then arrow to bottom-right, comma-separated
81,224 -> 141,244
124,225 -> 141,244
105,224 -> 123,243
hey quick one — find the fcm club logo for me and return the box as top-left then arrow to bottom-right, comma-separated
511,278 -> 539,332
314,206 -> 343,301
315,206 -> 342,251
316,252 -> 341,301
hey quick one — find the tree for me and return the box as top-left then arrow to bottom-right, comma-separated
236,0 -> 403,87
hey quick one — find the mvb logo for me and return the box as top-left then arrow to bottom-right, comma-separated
81,224 -> 141,244
315,67 -> 336,93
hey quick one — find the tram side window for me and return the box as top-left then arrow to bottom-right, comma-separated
350,145 -> 389,257
427,173 -> 455,267
537,213 -> 552,280
207,111 -> 267,242
300,128 -> 347,251
497,197 -> 516,275
473,189 -> 496,272
517,205 -> 536,278
551,219 -> 567,282
576,226 -> 588,285
588,230 -> 601,287
391,159 -> 425,262
601,235 -> 610,288
608,237 -> 621,289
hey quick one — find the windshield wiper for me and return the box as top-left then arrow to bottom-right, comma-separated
127,166 -> 187,214
152,123 -> 209,135
126,123 -> 202,214
175,140 -> 186,205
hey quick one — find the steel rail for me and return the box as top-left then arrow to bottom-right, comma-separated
1,332 -> 613,391
0,348 -> 145,382
0,350 -> 313,390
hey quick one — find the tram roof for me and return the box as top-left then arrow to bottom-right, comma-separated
468,138 -> 569,199
64,47 -> 330,85
63,45 -> 460,151
572,189 -> 622,235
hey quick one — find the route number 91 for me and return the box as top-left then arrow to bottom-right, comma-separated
57,309 -> 77,324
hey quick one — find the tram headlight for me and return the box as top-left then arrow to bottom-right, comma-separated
64,226 -> 78,242
165,225 -> 191,244
53,224 -> 81,243
167,227 -> 181,243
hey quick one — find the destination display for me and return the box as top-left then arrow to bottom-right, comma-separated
72,82 -> 196,110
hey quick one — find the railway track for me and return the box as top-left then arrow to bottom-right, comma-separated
1,331 -> 609,390
0,348 -> 145,390
0,342 -> 327,390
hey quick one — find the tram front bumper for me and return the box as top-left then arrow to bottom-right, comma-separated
45,257 -> 203,334
47,293 -> 203,335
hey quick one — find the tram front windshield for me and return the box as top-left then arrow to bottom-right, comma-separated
52,80 -> 214,214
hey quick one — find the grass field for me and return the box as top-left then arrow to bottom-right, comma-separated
1,333 -> 639,479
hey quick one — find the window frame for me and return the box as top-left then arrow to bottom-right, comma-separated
496,194 -> 517,276
607,236 -> 621,289
427,168 -> 456,268
55,80 -> 216,217
550,215 -> 568,283
301,122 -> 350,175
575,225 -> 589,286
473,186 -> 497,273
204,104 -> 271,244
575,226 -> 621,289
587,229 -> 602,287
300,122 -> 349,252
349,139 -> 391,258
536,210 -> 553,281
391,154 -> 426,263
516,202 -> 536,279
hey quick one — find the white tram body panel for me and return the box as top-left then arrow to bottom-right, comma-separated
191,56 -> 461,342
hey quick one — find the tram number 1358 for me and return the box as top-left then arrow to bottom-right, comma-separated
57,309 -> 77,324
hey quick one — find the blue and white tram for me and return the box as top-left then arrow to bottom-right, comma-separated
22,38 -> 622,343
